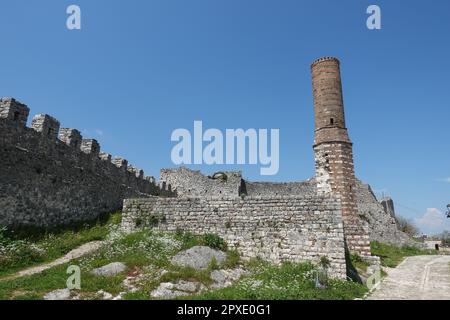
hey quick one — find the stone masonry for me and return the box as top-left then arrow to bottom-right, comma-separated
1,57 -> 409,278
160,167 -> 243,198
0,97 -> 174,229
122,195 -> 347,279
120,57 -> 411,277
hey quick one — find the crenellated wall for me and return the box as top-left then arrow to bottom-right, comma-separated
121,195 -> 347,279
0,97 -> 174,229
160,167 -> 243,198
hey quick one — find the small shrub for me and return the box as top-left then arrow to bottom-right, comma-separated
175,227 -> 184,238
223,250 -> 241,269
148,216 -> 159,227
319,256 -> 331,269
200,234 -> 227,251
175,230 -> 200,250
135,218 -> 143,228
395,216 -> 420,237
0,226 -> 9,246
208,257 -> 219,271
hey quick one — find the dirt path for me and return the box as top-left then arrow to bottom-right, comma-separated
368,255 -> 450,300
0,241 -> 105,282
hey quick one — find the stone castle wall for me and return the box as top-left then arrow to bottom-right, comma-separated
160,167 -> 243,198
0,97 -> 174,229
121,195 -> 347,279
244,180 -> 316,197
355,181 -> 411,246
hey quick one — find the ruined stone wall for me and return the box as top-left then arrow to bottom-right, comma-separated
121,195 -> 347,279
160,167 -> 243,198
0,97 -> 173,229
355,181 -> 411,246
244,180 -> 316,197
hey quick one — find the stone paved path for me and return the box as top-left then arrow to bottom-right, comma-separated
368,255 -> 450,300
0,241 -> 105,282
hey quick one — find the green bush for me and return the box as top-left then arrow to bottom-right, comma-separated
223,250 -> 241,269
200,234 -> 227,251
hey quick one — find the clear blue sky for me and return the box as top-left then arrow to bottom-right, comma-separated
0,0 -> 449,234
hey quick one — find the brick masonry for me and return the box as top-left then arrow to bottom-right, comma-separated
311,57 -> 372,256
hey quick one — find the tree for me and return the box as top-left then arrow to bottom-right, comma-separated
438,231 -> 450,247
395,216 -> 420,237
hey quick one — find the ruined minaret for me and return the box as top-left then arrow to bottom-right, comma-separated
311,57 -> 371,257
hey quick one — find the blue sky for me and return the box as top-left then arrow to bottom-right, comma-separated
0,0 -> 449,234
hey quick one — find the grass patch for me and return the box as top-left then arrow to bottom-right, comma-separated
174,230 -> 227,251
371,241 -> 437,268
2,223 -> 365,301
222,250 -> 241,269
0,212 -> 122,277
0,264 -> 70,300
194,261 -> 367,300
160,265 -> 213,286
0,225 -> 235,300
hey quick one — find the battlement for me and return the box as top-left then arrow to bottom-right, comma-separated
0,97 -> 30,128
0,97 -> 175,229
81,139 -> 100,156
311,56 -> 340,68
59,128 -> 82,149
31,114 -> 60,140
0,98 -> 158,186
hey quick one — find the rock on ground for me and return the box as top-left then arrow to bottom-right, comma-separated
91,262 -> 126,277
150,267 -> 247,299
171,246 -> 226,270
43,288 -> 71,300
150,281 -> 204,299
210,268 -> 247,289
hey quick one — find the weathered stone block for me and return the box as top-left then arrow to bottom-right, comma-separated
81,139 -> 100,156
59,128 -> 82,149
0,97 -> 29,127
31,114 -> 60,140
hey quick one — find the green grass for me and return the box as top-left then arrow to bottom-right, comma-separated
193,261 -> 368,300
371,241 -> 437,268
0,228 -> 231,300
0,222 -> 370,300
0,212 -> 122,277
349,254 -> 371,271
0,261 -> 128,300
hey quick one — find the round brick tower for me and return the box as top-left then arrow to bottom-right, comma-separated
311,57 -> 371,257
